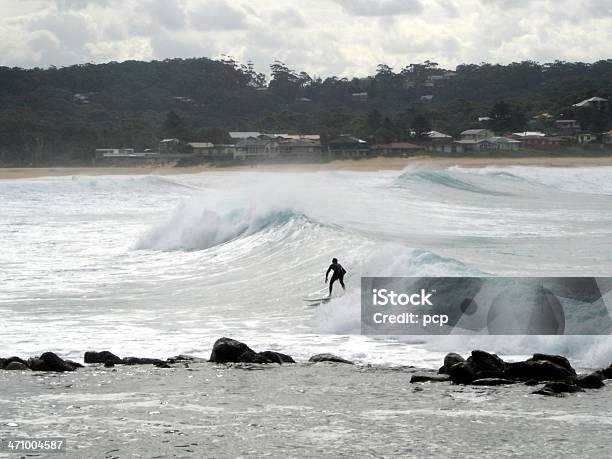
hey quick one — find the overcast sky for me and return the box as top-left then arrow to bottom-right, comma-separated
1,0 -> 611,77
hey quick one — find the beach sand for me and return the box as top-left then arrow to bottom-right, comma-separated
3,156 -> 612,180
1,363 -> 610,458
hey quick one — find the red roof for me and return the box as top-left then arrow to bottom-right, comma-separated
371,142 -> 420,149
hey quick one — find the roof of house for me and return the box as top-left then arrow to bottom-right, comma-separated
512,131 -> 546,137
460,129 -> 489,135
279,139 -> 321,147
573,97 -> 608,107
236,138 -> 278,147
371,142 -> 420,149
187,142 -> 214,148
230,131 -> 261,139
328,135 -> 367,145
489,137 -> 521,144
427,130 -> 452,139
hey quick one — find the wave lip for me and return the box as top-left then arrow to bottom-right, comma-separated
395,169 -> 512,196
134,204 -> 305,252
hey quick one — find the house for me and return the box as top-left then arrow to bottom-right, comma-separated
459,129 -> 494,141
427,130 -> 453,141
573,97 -> 609,112
186,142 -> 235,160
510,135 -> 566,149
555,120 -> 581,136
576,133 -> 597,144
234,137 -> 279,160
370,142 -> 421,156
327,135 -> 369,158
229,131 -> 261,141
278,139 -> 322,157
159,138 -> 180,153
420,95 -> 434,102
512,131 -> 546,138
488,137 -> 521,151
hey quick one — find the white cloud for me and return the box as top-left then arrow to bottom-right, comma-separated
0,0 -> 610,77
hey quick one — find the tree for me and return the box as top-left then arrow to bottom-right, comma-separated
489,100 -> 526,133
411,114 -> 431,139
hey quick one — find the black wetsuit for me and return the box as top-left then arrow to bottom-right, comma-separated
326,262 -> 346,295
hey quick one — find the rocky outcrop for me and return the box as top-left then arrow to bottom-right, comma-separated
84,351 -> 123,365
438,353 -> 465,374
533,381 -> 583,396
600,364 -> 612,379
446,350 -> 506,384
209,338 -> 255,363
40,352 -> 78,372
259,351 -> 296,364
308,353 -> 354,365
5,361 -> 29,371
122,357 -> 165,365
576,373 -> 605,389
471,378 -> 514,386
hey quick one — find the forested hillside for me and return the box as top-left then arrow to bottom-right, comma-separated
1,57 -> 611,165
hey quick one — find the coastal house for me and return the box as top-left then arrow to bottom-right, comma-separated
278,139 -> 322,158
186,142 -> 235,160
370,142 -> 420,156
488,137 -> 521,151
159,138 -> 180,153
576,133 -> 597,144
327,135 -> 369,158
573,97 -> 609,112
459,129 -> 494,141
510,134 -> 566,149
555,120 -> 581,136
234,137 -> 279,160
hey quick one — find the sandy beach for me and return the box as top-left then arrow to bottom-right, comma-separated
3,156 -> 612,180
1,362 -> 610,458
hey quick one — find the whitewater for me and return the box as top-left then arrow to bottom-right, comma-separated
2,166 -> 612,369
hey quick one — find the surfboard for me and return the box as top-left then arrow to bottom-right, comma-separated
303,296 -> 331,303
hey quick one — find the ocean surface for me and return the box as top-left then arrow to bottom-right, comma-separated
2,166 -> 612,368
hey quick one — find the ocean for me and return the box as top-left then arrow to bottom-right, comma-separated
2,166 -> 612,369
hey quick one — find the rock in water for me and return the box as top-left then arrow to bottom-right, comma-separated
209,337 -> 255,363
122,357 -> 165,365
259,351 -> 295,364
601,364 -> 612,379
27,358 -> 50,371
84,351 -> 123,365
471,378 -> 514,386
40,352 -> 77,372
410,374 -> 451,383
469,350 -> 506,375
439,353 -> 465,374
308,353 -> 354,365
505,359 -> 576,382
5,361 -> 30,371
533,381 -> 583,396
576,373 -> 605,389
531,354 -> 574,373
448,362 -> 477,384
236,350 -> 273,364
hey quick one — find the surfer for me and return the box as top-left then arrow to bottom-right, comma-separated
325,258 -> 346,297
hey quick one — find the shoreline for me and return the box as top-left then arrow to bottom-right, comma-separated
3,155 -> 612,179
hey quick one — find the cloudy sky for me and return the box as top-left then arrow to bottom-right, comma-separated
1,0 -> 611,77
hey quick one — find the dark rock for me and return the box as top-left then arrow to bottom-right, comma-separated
524,379 -> 539,386
468,350 -> 506,375
471,378 -> 514,386
308,353 -> 354,365
122,357 -> 165,365
40,352 -> 76,372
0,358 -> 5,369
576,373 -> 605,389
65,360 -> 83,368
154,362 -> 172,368
259,351 -> 295,364
531,354 -> 574,373
235,350 -> 273,364
5,361 -> 29,371
533,381 -> 583,395
410,374 -> 451,383
505,359 -> 575,382
166,355 -> 207,364
209,337 -> 254,363
104,362 -> 114,368
5,356 -> 27,366
448,362 -> 477,384
439,353 -> 465,374
532,388 -> 561,397
601,365 -> 612,379
84,351 -> 123,365
27,358 -> 50,371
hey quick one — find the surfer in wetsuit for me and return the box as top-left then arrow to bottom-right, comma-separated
325,258 -> 346,297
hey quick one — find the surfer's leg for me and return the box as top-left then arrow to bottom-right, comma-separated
339,276 -> 345,291
329,276 -> 337,296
